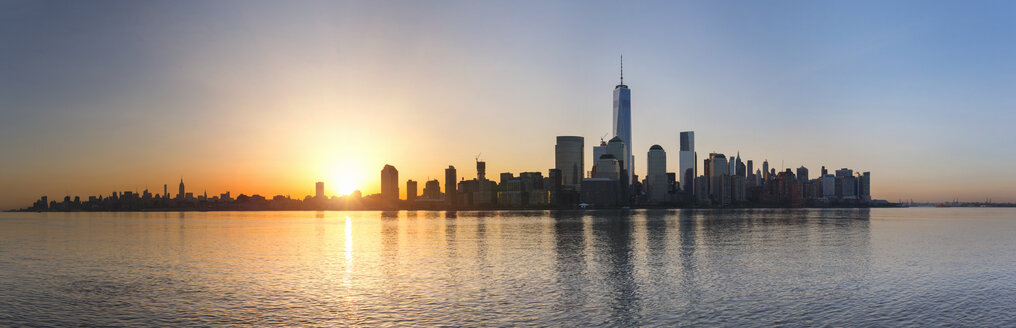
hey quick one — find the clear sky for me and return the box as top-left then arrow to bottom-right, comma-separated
2,0 -> 1015,209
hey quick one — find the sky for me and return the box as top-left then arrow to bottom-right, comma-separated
2,0 -> 1015,209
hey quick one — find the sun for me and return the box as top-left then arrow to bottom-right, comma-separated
324,164 -> 365,196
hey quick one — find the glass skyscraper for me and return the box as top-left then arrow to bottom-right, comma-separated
612,73 -> 632,179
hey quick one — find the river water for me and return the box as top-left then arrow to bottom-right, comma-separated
1,208 -> 1015,326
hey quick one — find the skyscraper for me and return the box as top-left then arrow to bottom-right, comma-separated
612,56 -> 632,179
592,139 -> 607,177
381,164 -> 399,202
476,161 -> 486,181
177,178 -> 185,199
762,160 -> 770,181
606,136 -> 630,200
555,136 -> 584,190
709,153 -> 729,206
647,145 -> 667,202
797,166 -> 809,184
406,180 -> 418,202
315,181 -> 324,199
445,165 -> 457,206
679,131 -> 695,193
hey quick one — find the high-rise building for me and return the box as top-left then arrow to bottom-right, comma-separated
821,174 -> 837,199
593,140 -> 605,178
315,181 -> 324,199
606,136 -> 630,201
747,160 -> 754,177
423,179 -> 441,199
445,165 -> 457,206
406,180 -> 418,202
593,154 -> 620,180
381,164 -> 399,202
612,57 -> 633,180
859,172 -> 871,201
177,178 -> 185,199
476,161 -> 486,181
555,136 -> 584,190
735,153 -> 746,177
709,153 -> 729,206
647,145 -> 667,202
679,131 -> 695,193
762,160 -> 770,181
797,166 -> 809,184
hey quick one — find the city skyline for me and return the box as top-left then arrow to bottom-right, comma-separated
4,1 -> 1016,209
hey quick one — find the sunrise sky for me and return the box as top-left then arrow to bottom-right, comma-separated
2,0 -> 1016,209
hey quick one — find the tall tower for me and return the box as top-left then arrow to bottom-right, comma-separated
177,178 -> 185,199
612,55 -> 633,180
679,132 -> 695,193
315,182 -> 325,199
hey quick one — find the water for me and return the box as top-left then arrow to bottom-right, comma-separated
1,209 -> 1015,327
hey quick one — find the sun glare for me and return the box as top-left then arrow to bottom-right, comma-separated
325,165 -> 365,197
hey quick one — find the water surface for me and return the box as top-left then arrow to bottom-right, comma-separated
1,209 -> 1015,326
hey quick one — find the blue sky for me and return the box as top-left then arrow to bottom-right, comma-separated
1,0 -> 1015,208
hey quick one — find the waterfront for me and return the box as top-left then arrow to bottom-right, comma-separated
2,208 -> 1015,326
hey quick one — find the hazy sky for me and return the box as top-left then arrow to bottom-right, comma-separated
2,0 -> 1015,209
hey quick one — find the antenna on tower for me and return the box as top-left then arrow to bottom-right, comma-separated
620,53 -> 624,85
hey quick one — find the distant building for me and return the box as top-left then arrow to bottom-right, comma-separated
709,153 -> 729,206
592,139 -> 608,177
594,154 -> 621,180
647,145 -> 667,203
555,136 -> 584,191
821,174 -> 837,199
859,172 -> 871,201
679,131 -> 695,193
406,180 -> 418,202
381,165 -> 399,202
476,161 -> 486,182
797,166 -> 809,184
315,181 -> 324,199
581,178 -> 619,207
613,60 -> 633,181
423,179 -> 441,199
445,165 -> 457,206
177,178 -> 185,199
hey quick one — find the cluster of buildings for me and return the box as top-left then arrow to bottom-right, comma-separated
18,61 -> 879,212
22,179 -> 374,212
375,64 -> 876,209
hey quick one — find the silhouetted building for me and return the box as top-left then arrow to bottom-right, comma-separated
594,154 -> 621,180
797,166 -> 809,184
647,145 -> 667,202
476,161 -> 486,181
445,165 -> 457,206
581,178 -> 619,207
406,180 -> 418,202
381,164 -> 399,202
315,181 -> 324,199
555,136 -> 584,191
423,179 -> 441,199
